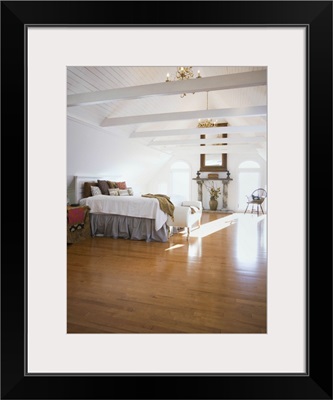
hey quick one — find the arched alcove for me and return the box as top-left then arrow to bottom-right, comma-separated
238,160 -> 261,211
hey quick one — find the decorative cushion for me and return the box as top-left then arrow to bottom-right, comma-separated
83,182 -> 98,198
252,195 -> 260,200
127,187 -> 134,196
107,181 -> 118,189
91,186 -> 102,196
98,180 -> 110,195
116,181 -> 127,189
108,188 -> 120,196
119,189 -> 130,196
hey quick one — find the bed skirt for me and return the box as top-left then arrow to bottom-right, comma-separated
90,213 -> 168,242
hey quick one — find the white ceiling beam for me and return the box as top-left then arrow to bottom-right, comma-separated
101,106 -> 267,127
67,70 -> 267,107
149,137 -> 266,146
131,124 -> 266,138
172,145 -> 258,154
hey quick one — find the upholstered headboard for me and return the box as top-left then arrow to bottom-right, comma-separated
74,175 -> 122,203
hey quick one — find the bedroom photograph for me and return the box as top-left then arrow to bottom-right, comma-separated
66,66 -> 267,334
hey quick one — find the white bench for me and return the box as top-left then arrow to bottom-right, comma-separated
167,200 -> 202,240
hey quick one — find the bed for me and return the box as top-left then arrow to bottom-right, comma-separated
74,176 -> 171,242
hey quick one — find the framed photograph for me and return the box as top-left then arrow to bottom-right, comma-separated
2,1 -> 332,399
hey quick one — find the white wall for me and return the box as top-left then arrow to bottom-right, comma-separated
148,152 -> 267,212
67,118 -> 171,202
67,118 -> 267,210
147,154 -> 198,203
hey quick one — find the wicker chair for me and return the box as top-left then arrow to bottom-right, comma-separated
244,188 -> 267,215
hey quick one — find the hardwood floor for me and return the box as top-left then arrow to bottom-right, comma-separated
67,212 -> 267,333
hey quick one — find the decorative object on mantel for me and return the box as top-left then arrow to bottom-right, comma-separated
196,170 -> 201,178
226,170 -> 231,179
208,173 -> 219,180
204,181 -> 221,211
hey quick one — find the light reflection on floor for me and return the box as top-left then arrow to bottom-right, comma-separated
190,214 -> 238,238
165,244 -> 184,251
165,213 -> 267,265
235,214 -> 266,267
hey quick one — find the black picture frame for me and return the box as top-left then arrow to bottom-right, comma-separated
1,1 -> 332,399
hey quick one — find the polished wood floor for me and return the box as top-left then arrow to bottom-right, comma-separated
67,212 -> 267,334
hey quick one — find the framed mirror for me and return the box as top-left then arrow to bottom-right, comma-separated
200,128 -> 228,172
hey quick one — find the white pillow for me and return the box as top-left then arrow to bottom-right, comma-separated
108,188 -> 119,196
119,189 -> 130,196
91,186 -> 102,196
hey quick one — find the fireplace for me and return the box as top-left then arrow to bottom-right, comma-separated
193,177 -> 233,212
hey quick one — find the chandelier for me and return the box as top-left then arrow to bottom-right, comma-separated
197,91 -> 217,128
165,66 -> 201,97
197,119 -> 216,128
196,92 -> 227,128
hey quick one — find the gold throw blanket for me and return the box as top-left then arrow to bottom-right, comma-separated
142,194 -> 175,220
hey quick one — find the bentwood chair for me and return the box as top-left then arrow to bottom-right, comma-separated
244,188 -> 267,215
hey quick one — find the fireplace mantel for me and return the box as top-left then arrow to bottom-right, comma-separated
192,178 -> 233,212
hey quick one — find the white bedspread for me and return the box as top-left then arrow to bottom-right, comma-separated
80,195 -> 168,231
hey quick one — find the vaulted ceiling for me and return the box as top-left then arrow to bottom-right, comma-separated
67,66 -> 267,159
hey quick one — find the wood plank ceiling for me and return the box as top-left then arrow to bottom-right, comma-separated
67,66 -> 267,158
